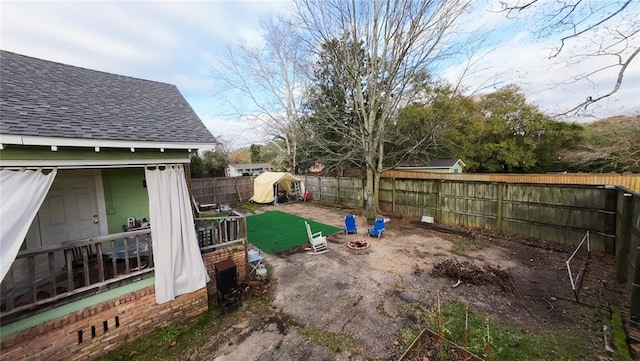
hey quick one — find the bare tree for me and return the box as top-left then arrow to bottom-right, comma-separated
211,15 -> 309,172
296,0 -> 471,212
559,115 -> 640,172
498,1 -> 640,115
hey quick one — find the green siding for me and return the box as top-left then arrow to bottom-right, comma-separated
0,145 -> 188,161
102,168 -> 150,234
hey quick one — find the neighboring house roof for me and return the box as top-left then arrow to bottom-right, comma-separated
426,158 -> 465,168
397,158 -> 466,169
0,50 -> 216,149
228,163 -> 274,169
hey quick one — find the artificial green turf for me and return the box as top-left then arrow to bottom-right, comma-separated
246,210 -> 341,254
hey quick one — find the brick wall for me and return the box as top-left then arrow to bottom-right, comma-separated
202,242 -> 248,300
0,286 -> 208,361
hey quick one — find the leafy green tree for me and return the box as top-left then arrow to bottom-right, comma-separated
190,154 -> 206,178
395,85 -> 482,167
190,144 -> 230,178
202,148 -> 228,177
531,120 -> 584,172
472,85 -> 542,172
396,84 -> 584,173
250,144 -> 263,163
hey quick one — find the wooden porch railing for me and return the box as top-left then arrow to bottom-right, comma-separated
194,211 -> 247,252
1,213 -> 247,323
0,229 -> 154,323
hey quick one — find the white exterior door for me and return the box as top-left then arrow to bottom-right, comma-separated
16,171 -> 105,288
37,173 -> 102,247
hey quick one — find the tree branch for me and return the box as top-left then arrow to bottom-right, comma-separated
558,45 -> 640,116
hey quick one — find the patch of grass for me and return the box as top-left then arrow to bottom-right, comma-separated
247,211 -> 341,254
399,324 -> 423,351
160,324 -> 180,344
241,202 -> 259,214
197,210 -> 232,219
445,234 -> 485,255
589,307 -> 609,337
425,301 -> 598,361
299,325 -> 357,354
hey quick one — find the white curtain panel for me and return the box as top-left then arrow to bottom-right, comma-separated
145,165 -> 209,304
0,168 -> 57,282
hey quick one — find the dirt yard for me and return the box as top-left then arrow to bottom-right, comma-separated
185,202 -> 630,361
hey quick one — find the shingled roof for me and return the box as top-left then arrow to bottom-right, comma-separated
397,158 -> 465,168
0,50 -> 216,147
426,158 -> 463,168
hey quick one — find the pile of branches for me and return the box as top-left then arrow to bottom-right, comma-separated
431,258 -> 518,294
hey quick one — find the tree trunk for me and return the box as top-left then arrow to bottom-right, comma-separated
365,166 -> 375,213
372,170 -> 381,213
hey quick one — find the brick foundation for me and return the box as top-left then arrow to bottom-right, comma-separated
202,242 -> 248,300
0,285 -> 208,361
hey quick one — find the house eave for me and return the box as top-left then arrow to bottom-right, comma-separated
0,157 -> 191,169
0,134 -> 216,151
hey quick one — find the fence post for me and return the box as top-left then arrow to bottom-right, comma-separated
360,178 -> 367,208
435,180 -> 442,223
336,176 -> 340,205
392,177 -> 396,214
318,176 -> 322,203
616,191 -> 633,282
496,183 -> 504,232
632,236 -> 640,327
213,178 -> 218,205
602,186 -> 618,254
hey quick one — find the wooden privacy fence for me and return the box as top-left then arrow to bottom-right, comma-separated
192,176 -> 254,205
300,174 -> 624,252
297,175 -> 364,208
381,170 -> 640,193
381,179 -> 618,253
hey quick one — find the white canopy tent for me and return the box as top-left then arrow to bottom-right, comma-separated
250,172 -> 304,204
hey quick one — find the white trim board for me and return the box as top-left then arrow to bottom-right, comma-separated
0,158 -> 190,168
0,134 -> 215,151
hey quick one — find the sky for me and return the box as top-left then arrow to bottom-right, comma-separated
1,1 -> 639,151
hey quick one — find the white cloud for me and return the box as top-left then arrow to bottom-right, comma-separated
201,115 -> 264,150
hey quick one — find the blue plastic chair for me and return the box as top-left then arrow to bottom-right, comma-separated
344,214 -> 358,234
367,217 -> 385,239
